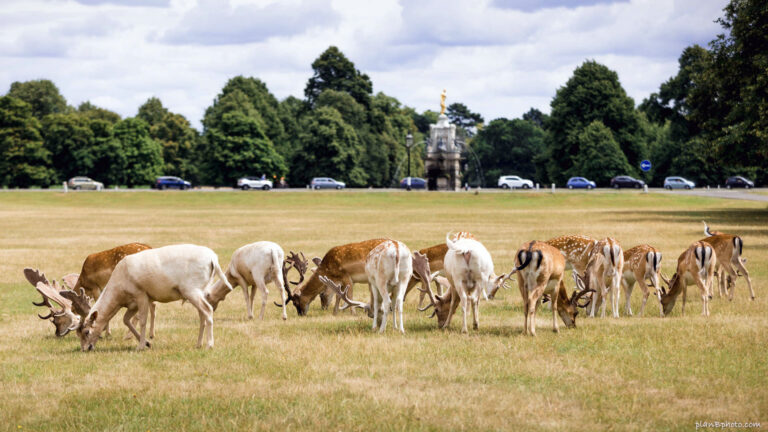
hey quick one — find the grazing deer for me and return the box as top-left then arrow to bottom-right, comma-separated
205,242 -> 293,321
547,235 -> 623,318
319,240 -> 414,333
23,268 -> 86,337
659,241 -> 717,317
701,221 -> 754,301
620,245 -> 663,317
437,233 -> 508,333
76,244 -> 232,351
514,241 -> 594,336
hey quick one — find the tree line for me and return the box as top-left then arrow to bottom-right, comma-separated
1,0 -> 764,188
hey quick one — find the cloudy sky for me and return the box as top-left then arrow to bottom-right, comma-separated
0,0 -> 727,129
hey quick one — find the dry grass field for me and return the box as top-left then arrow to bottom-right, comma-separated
0,190 -> 766,431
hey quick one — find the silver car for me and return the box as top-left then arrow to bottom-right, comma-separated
67,176 -> 103,190
664,176 -> 695,190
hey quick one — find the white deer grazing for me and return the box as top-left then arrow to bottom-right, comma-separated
319,240 -> 414,333
441,233 -> 508,333
205,241 -> 292,321
76,244 -> 233,351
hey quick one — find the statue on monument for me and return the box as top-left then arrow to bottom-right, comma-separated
440,89 -> 447,115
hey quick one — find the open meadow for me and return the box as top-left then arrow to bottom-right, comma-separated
1,190 -> 766,431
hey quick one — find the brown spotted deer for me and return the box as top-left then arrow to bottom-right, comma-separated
204,242 -> 295,321
513,241 -> 594,336
76,244 -> 233,351
318,240 -> 414,333
621,245 -> 663,317
659,241 -> 717,317
701,222 -> 754,301
547,235 -> 623,318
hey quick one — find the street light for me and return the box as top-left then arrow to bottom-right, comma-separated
405,133 -> 414,191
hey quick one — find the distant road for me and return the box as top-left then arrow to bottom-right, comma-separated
2,186 -> 768,201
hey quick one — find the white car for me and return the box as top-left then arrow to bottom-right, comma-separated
237,177 -> 273,190
498,175 -> 534,189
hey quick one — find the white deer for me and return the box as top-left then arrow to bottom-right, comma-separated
76,244 -> 232,351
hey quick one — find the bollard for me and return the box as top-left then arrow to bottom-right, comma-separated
536,183 -> 540,191
717,185 -> 720,190
63,182 -> 67,193
707,185 -> 710,190
643,184 -> 648,193
115,185 -> 118,191
551,183 -> 555,193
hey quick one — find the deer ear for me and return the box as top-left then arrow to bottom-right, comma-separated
86,310 -> 98,325
312,257 -> 322,266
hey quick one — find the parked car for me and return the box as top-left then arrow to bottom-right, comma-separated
664,176 -> 695,190
498,175 -> 533,189
400,177 -> 426,190
237,176 -> 273,190
153,176 -> 191,190
566,177 -> 596,189
310,177 -> 345,190
610,175 -> 644,189
725,176 -> 754,189
67,176 -> 103,190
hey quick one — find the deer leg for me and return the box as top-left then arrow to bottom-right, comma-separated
588,285 -> 598,318
136,295 -> 151,350
734,258 -> 755,300
458,287 -> 469,334
397,280 -> 407,333
443,285 -> 457,330
682,282 -> 687,316
599,283 -> 609,318
378,286 -> 390,334
527,286 -> 545,337
149,302 -> 156,339
622,279 -> 634,316
552,284 -> 560,333
371,284 -> 380,331
123,306 -> 141,343
694,275 -> 709,317
253,278 -> 269,321
611,273 -> 621,318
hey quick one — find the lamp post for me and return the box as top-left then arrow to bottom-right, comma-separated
405,133 -> 414,191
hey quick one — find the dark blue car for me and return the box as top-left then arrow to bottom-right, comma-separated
400,177 -> 426,189
153,176 -> 191,190
566,177 -> 596,189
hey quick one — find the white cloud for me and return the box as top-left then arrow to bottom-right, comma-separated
0,0 -> 728,129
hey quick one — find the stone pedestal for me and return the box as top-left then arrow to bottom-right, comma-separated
425,114 -> 462,191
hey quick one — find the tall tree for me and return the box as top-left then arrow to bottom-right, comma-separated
522,108 -> 548,128
469,118 -> 545,186
545,60 -> 645,184
446,102 -> 484,135
41,113 -> 97,182
137,97 -> 198,179
292,106 -> 366,186
6,79 -> 67,119
112,118 -> 163,187
0,96 -> 54,187
571,121 -> 633,185
78,101 -> 121,123
304,46 -> 372,108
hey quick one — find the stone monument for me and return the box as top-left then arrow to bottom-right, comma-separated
425,89 -> 462,191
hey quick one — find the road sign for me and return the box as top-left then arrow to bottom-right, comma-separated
640,160 -> 652,172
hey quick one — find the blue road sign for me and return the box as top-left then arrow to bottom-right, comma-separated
640,160 -> 652,172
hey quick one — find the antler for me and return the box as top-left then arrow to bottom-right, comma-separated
318,276 -> 369,312
60,288 -> 92,317
411,251 -> 433,288
61,273 -> 79,290
285,251 -> 308,286
24,268 -> 53,308
571,289 -> 595,308
417,276 -> 440,312
660,272 -> 671,285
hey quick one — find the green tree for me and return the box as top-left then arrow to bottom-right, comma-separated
292,106 -> 366,186
522,108 -> 549,128
410,109 -> 438,134
571,121 -> 633,186
78,101 -> 121,123
41,113 -> 97,182
469,118 -> 545,186
545,61 -> 645,184
316,89 -> 366,128
112,118 -> 163,187
87,119 -> 124,187
0,96 -> 54,187
7,79 -> 67,119
446,102 -> 484,135
137,97 -> 198,179
304,46 -> 372,108
276,96 -> 305,163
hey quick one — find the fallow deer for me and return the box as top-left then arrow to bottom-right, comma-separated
436,233 -> 508,333
76,244 -> 233,351
319,240 -> 414,333
23,268 -> 87,337
513,241 -> 594,336
659,241 -> 717,317
205,242 -> 292,321
701,221 -> 754,301
547,235 -> 623,318
620,245 -> 663,317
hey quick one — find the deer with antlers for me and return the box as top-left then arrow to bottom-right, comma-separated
422,233 -> 508,333
659,241 -> 717,317
546,235 -> 623,318
514,241 -> 594,336
205,242 -> 300,321
76,244 -> 232,351
23,268 -> 88,337
701,221 -> 754,301
318,240 -> 415,333
620,245 -> 663,317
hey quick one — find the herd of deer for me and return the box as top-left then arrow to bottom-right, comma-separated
23,222 -> 754,351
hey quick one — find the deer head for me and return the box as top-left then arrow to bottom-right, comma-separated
23,268 -> 83,337
659,272 -> 680,316
417,275 -> 459,328
275,251 -> 310,313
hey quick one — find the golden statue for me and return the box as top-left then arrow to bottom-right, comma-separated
439,89 -> 447,115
